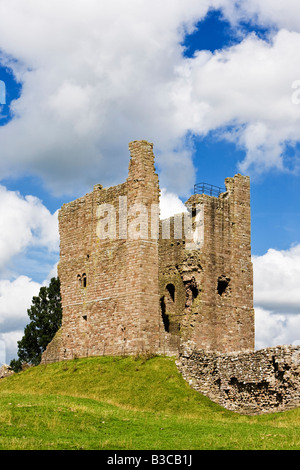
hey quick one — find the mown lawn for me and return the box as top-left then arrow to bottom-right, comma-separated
0,355 -> 299,450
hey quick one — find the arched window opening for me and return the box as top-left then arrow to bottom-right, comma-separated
82,273 -> 87,288
77,274 -> 82,287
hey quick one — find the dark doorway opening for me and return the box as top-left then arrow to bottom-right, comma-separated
160,296 -> 170,332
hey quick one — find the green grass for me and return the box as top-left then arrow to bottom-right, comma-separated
0,355 -> 299,450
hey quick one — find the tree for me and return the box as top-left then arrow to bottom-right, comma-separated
10,277 -> 62,371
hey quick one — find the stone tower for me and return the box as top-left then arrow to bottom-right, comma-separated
159,174 -> 254,353
42,141 -> 254,363
42,141 -> 177,363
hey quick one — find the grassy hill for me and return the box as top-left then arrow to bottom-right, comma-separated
0,354 -> 299,450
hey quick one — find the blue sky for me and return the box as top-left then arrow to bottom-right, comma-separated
2,8 -> 299,256
0,1 -> 300,362
182,10 -> 300,256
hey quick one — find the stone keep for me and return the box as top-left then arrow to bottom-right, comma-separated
42,140 -> 254,363
159,172 -> 254,353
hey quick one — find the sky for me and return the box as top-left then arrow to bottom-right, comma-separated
0,0 -> 300,363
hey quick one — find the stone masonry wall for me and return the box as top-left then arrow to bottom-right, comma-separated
42,141 -> 177,363
42,141 -> 254,364
40,139 -> 300,414
177,342 -> 300,414
158,174 -> 254,354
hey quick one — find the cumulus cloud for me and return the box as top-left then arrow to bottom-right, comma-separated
0,337 -> 5,364
0,1 -> 299,197
0,0 -> 212,196
0,185 -> 59,361
0,275 -> 42,363
253,244 -> 300,314
0,330 -> 24,364
172,29 -> 300,175
0,275 -> 41,333
255,307 -> 300,350
219,0 -> 300,32
253,244 -> 300,348
0,269 -> 59,364
159,188 -> 187,220
0,185 -> 58,274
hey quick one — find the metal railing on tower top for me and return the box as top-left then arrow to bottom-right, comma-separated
194,183 -> 226,197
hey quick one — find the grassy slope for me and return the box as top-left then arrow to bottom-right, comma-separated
0,355 -> 299,450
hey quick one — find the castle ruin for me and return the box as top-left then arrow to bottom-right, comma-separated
42,140 -> 254,361
42,140 -> 300,415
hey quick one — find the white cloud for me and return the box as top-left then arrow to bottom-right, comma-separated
0,265 -> 58,363
0,185 -> 59,274
219,0 -> 300,32
172,29 -> 300,175
0,0 -> 212,196
253,244 -> 300,314
253,244 -> 300,348
255,307 -> 300,350
0,337 -> 5,364
0,330 -> 23,364
0,185 -> 59,360
0,1 -> 299,197
0,275 -> 41,333
45,262 -> 58,283
159,188 -> 187,220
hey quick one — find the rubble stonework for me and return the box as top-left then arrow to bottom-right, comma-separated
177,342 -> 300,414
0,364 -> 14,379
159,174 -> 254,353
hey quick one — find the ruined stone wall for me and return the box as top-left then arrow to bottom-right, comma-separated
122,141 -> 177,356
42,141 -> 254,364
158,174 -> 254,354
42,141 -> 177,363
159,216 -> 186,336
177,342 -> 300,414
